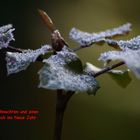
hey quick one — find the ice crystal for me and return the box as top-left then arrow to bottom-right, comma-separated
6,45 -> 52,75
0,24 -> 15,49
69,23 -> 131,46
38,50 -> 99,95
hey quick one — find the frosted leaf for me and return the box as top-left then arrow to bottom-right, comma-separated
84,62 -> 128,75
38,50 -> 99,95
0,24 -> 13,33
99,48 -> 140,79
84,62 -> 132,88
106,36 -> 140,50
69,23 -> 131,46
0,24 -> 15,49
6,45 -> 52,75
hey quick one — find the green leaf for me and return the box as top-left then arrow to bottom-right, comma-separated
109,70 -> 132,88
38,50 -> 100,95
66,57 -> 83,74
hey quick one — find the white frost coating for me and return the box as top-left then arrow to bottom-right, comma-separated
106,36 -> 140,50
99,48 -> 140,79
0,24 -> 12,33
6,45 -> 52,75
69,23 -> 131,46
38,51 -> 99,94
0,24 -> 15,49
84,62 -> 101,76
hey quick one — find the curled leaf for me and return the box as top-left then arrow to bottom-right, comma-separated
6,45 -> 52,75
69,23 -> 131,46
0,24 -> 15,49
38,50 -> 99,95
99,48 -> 140,79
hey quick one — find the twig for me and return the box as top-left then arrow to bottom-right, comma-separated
73,44 -> 93,52
93,61 -> 125,77
3,46 -> 23,53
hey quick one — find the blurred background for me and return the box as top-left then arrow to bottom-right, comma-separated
0,0 -> 140,140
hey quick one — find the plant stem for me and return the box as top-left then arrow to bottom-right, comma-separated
73,45 -> 91,52
93,61 -> 125,77
54,90 -> 74,140
54,92 -> 65,140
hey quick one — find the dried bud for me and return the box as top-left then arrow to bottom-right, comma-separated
51,30 -> 65,51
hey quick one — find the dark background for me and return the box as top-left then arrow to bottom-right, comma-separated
0,0 -> 140,140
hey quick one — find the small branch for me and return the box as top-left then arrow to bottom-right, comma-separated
93,61 -> 125,77
73,46 -> 83,52
1,46 -> 23,53
73,44 -> 93,52
7,46 -> 23,52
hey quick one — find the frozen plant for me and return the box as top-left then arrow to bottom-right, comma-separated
0,9 -> 140,140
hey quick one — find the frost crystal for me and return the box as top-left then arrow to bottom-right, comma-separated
99,48 -> 140,79
69,23 -> 131,46
106,36 -> 140,50
6,45 -> 52,75
0,24 -> 15,49
38,50 -> 99,94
